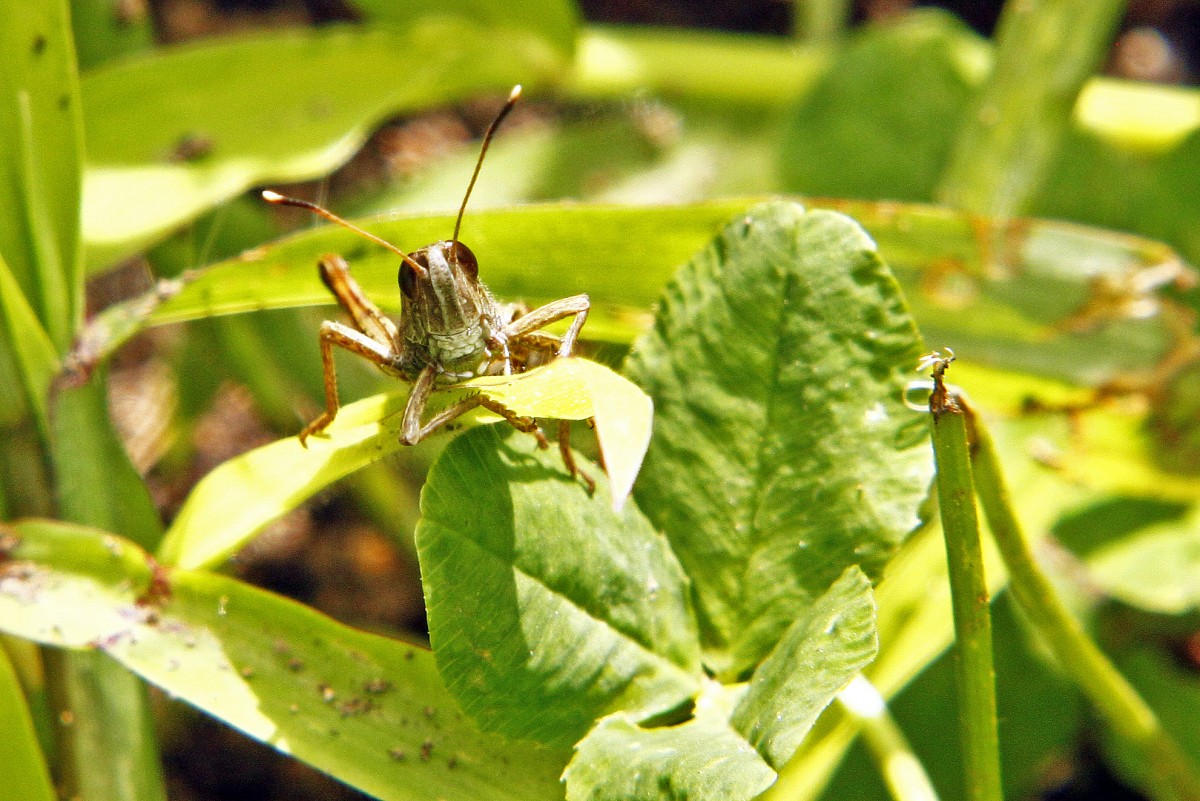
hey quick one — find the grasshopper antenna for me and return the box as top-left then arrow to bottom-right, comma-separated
261,190 -> 427,275
452,84 -> 521,247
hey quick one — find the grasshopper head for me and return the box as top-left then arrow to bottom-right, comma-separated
399,240 -> 488,335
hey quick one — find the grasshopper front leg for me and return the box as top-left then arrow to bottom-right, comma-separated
504,293 -> 590,357
400,364 -> 548,448
300,255 -> 403,446
301,321 -> 399,446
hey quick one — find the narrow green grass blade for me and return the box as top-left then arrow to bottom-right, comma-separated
0,252 -> 58,438
929,378 -> 1001,801
41,650 -> 168,801
0,646 -> 55,801
49,374 -> 162,551
77,195 -> 1185,395
0,0 -> 84,352
937,0 -> 1126,216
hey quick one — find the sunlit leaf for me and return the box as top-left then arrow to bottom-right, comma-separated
77,198 -> 1187,393
1054,498 -> 1200,615
158,390 -> 410,570
0,519 -> 567,801
625,201 -> 931,677
470,358 -> 653,510
159,358 -> 651,569
564,686 -> 776,801
731,566 -> 878,769
418,426 -> 698,747
132,201 -> 758,336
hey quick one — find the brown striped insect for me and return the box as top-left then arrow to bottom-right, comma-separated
263,86 -> 592,488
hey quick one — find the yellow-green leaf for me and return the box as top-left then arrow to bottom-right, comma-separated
159,358 -> 651,569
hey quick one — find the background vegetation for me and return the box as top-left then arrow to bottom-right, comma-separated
1,1 -> 1199,800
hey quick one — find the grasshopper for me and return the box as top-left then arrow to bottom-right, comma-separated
262,86 -> 592,487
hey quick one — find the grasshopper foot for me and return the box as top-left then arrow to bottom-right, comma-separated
298,413 -> 335,448
557,420 -> 596,495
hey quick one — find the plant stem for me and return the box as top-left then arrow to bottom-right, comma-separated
961,398 -> 1200,801
937,0 -> 1127,217
839,676 -> 940,801
793,0 -> 851,44
929,367 -> 1003,801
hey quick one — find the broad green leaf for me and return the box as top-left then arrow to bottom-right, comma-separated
418,425 -> 699,748
0,519 -> 567,801
780,11 -> 987,203
1053,498 -> 1200,615
159,358 -> 652,569
564,685 -> 777,801
0,0 -> 83,352
563,571 -> 876,801
81,23 -> 565,269
351,0 -> 577,62
625,201 -> 931,677
0,252 -> 59,437
0,645 -> 55,801
731,566 -> 877,770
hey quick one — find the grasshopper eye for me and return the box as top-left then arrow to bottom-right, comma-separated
450,242 -> 479,281
400,253 -> 426,298
399,263 -> 416,298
